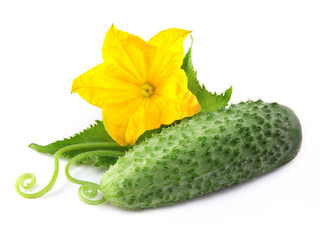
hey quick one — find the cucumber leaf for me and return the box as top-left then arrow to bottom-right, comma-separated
29,120 -> 120,159
182,37 -> 232,112
30,120 -> 110,157
29,120 -> 163,167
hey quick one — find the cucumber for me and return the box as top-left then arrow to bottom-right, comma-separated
100,100 -> 302,210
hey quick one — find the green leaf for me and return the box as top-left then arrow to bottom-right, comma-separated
75,150 -> 119,168
182,36 -> 232,112
29,120 -> 121,158
29,120 -> 163,167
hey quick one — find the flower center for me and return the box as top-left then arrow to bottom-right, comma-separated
140,82 -> 154,98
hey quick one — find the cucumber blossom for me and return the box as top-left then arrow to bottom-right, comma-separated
100,100 -> 302,210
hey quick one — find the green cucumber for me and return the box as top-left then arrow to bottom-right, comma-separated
100,100 -> 302,210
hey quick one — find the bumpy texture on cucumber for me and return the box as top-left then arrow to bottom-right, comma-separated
100,100 -> 302,210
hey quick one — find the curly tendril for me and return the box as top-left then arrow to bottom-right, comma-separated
65,150 -> 124,205
15,142 -> 128,200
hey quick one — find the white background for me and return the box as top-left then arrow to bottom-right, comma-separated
1,0 -> 319,239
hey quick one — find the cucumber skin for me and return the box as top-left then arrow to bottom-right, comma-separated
100,100 -> 302,210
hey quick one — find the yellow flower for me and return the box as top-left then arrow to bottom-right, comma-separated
72,25 -> 201,146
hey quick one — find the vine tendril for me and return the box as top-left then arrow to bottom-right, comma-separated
15,142 -> 128,200
65,150 -> 125,205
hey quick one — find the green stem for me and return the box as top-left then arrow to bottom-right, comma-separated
15,142 -> 127,199
65,150 -> 124,205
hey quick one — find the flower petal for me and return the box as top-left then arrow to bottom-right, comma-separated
102,25 -> 156,84
125,99 -> 162,145
72,63 -> 140,108
102,98 -> 163,146
154,69 -> 201,124
148,28 -> 191,84
102,97 -> 145,146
